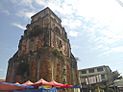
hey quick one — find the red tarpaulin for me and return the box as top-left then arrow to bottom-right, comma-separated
0,82 -> 25,91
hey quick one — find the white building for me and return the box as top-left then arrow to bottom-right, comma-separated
78,65 -> 113,92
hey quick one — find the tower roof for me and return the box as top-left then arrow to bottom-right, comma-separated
31,7 -> 61,23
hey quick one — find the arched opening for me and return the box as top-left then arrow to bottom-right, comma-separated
54,27 -> 61,35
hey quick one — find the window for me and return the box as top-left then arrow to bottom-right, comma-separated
54,27 -> 61,35
101,74 -> 105,80
88,69 -> 94,73
81,70 -> 86,74
58,40 -> 62,48
97,67 -> 104,72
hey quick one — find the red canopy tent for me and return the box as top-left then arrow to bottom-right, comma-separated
33,78 -> 50,87
62,84 -> 73,88
22,80 -> 34,86
48,80 -> 65,88
0,79 -> 73,91
34,79 -> 73,88
15,82 -> 20,84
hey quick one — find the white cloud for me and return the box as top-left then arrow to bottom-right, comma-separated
12,23 -> 26,30
68,31 -> 79,37
11,0 -> 123,56
35,0 -> 47,6
20,0 -> 33,6
24,12 -> 36,18
1,10 -> 10,15
47,0 -> 123,35
47,0 -> 76,16
71,45 -> 81,50
11,0 -> 34,9
108,46 -> 123,53
81,16 -> 123,56
62,18 -> 82,29
100,46 -> 123,56
16,10 -> 36,19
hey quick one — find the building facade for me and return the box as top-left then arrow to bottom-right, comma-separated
79,65 -> 113,92
6,7 -> 79,87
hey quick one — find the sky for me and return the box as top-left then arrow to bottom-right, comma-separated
0,0 -> 123,79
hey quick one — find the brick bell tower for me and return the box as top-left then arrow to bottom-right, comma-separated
6,7 -> 79,86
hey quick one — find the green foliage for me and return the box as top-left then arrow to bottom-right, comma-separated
112,71 -> 121,80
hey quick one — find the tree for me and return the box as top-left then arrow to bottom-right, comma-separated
112,71 -> 122,80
